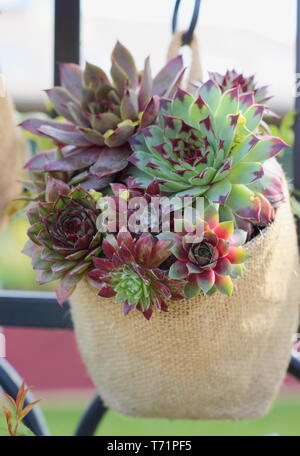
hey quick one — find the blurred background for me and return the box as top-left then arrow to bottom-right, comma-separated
0,0 -> 300,436
0,0 -> 296,114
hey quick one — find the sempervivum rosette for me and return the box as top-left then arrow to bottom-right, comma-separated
23,178 -> 102,303
208,69 -> 271,104
88,231 -> 185,319
128,81 -> 287,235
97,179 -> 170,234
21,42 -> 184,193
161,205 -> 249,298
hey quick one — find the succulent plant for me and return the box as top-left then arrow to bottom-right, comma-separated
23,178 -> 102,303
235,157 -> 285,237
207,70 -> 275,133
88,231 -> 185,319
128,82 -> 287,230
21,42 -> 184,192
98,179 -> 170,234
208,70 -> 271,104
161,205 -> 249,297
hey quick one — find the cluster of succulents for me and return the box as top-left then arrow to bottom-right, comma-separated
21,42 -> 288,319
21,42 -> 184,192
88,231 -> 185,319
129,83 -> 286,238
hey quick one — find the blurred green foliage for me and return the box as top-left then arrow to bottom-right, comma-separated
0,218 -> 53,291
269,111 -> 295,180
269,111 -> 295,147
41,395 -> 300,436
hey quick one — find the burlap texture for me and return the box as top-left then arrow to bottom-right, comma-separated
0,92 -> 25,229
70,195 -> 300,420
167,31 -> 203,85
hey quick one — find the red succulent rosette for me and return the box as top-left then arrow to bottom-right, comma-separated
164,205 -> 249,297
88,231 -> 185,319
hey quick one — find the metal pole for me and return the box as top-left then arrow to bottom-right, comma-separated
54,0 -> 80,85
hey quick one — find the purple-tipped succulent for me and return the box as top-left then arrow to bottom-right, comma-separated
128,81 -> 287,234
23,178 -> 102,303
21,42 -> 184,192
208,69 -> 271,104
88,231 -> 185,319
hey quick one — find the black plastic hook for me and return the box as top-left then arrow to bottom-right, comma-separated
172,0 -> 201,46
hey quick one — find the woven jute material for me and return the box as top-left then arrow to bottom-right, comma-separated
0,90 -> 25,229
70,192 -> 300,420
167,31 -> 203,85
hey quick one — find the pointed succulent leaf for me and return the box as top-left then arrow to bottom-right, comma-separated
230,134 -> 260,165
205,179 -> 232,204
241,136 -> 288,162
214,221 -> 234,240
83,62 -> 110,88
218,113 -> 239,154
227,184 -> 261,221
152,55 -> 183,96
45,88 -> 78,122
112,41 -> 138,88
214,274 -> 233,296
196,270 -> 215,294
59,63 -> 83,100
68,262 -> 90,276
230,264 -> 244,279
198,79 -> 222,114
215,87 -> 239,132
169,260 -> 189,279
171,87 -> 194,121
104,121 -> 136,147
66,101 -> 89,126
110,58 -> 129,96
98,284 -> 116,298
214,257 -> 232,276
90,146 -> 131,177
89,112 -> 119,133
227,162 -> 264,184
147,239 -> 173,268
239,92 -> 255,112
140,95 -> 160,128
138,56 -> 152,110
184,276 -> 200,298
134,234 -> 154,266
44,147 -> 101,172
21,118 -> 76,138
230,229 -> 247,246
227,247 -> 250,264
204,204 -> 219,229
120,88 -> 138,121
36,269 -> 61,284
38,124 -> 91,146
79,128 -> 105,146
243,104 -> 265,131
45,177 -> 70,202
56,274 -> 82,305
189,93 -> 210,123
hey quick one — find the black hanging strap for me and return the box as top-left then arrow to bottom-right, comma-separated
172,0 -> 201,45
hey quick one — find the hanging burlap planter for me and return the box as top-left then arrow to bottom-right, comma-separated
0,86 -> 25,229
70,183 -> 300,420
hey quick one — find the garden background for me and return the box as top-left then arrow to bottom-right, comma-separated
0,0 -> 299,435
